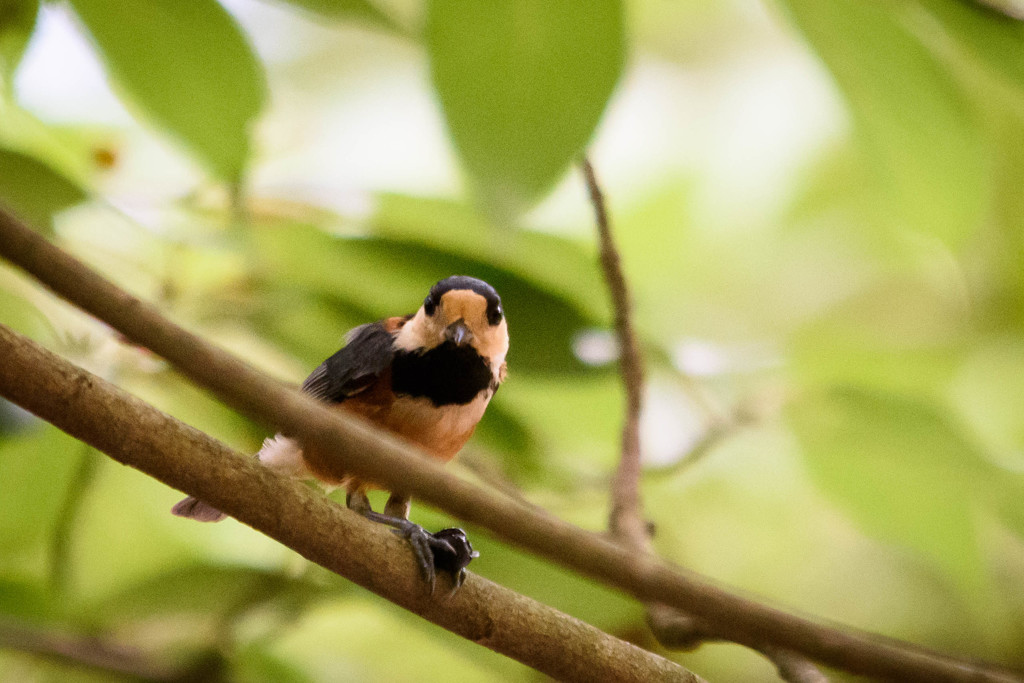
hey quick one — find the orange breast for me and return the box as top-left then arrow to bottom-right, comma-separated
300,373 -> 492,490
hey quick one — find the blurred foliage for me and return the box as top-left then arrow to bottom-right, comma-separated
426,0 -> 625,216
780,0 -> 989,247
0,147 -> 86,233
67,0 -> 267,182
0,0 -> 1023,681
268,0 -> 406,35
788,388 -> 1015,600
0,0 -> 38,96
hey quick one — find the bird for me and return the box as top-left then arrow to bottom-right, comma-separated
172,275 -> 509,590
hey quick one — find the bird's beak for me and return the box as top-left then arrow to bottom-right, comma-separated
445,320 -> 474,346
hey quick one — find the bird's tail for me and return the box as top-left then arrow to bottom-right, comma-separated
171,495 -> 227,522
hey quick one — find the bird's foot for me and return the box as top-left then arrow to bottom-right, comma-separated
362,512 -> 478,593
428,527 -> 478,591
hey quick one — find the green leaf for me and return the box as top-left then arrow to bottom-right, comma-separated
0,578 -> 66,624
0,278 -> 45,341
997,475 -> 1024,540
468,400 -> 544,483
914,0 -> 1024,93
788,269 -> 969,401
947,335 -> 1024,539
0,147 -> 88,233
0,425 -> 83,571
372,195 -> 607,319
779,0 -> 988,247
426,0 -> 625,215
247,288 -> 373,368
0,0 -> 38,93
87,563 -> 347,656
122,366 -> 265,453
68,0 -> 267,181
267,0 -> 404,35
250,221 -> 605,374
92,563 -> 336,626
231,646 -> 315,683
949,336 -> 1024,469
787,388 -> 996,595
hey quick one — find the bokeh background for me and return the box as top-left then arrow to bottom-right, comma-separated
2,0 -> 1024,680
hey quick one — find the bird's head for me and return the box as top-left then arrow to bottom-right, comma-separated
396,276 -> 509,364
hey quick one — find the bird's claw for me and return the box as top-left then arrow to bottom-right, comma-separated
392,522 -> 442,591
364,512 -> 478,593
429,528 -> 479,592
393,524 -> 477,593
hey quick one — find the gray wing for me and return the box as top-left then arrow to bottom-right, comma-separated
300,322 -> 395,403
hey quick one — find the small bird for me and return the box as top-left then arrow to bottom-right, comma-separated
173,275 -> 509,590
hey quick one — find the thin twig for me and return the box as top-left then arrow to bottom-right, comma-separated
0,207 -> 1021,683
646,603 -> 719,651
582,158 -> 648,552
583,161 -> 825,683
582,159 -> 715,662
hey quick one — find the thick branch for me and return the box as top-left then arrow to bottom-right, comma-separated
0,208 -> 1020,683
0,322 -> 697,683
582,158 -> 648,552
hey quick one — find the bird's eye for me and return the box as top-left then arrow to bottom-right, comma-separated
424,296 -> 437,316
487,305 -> 503,326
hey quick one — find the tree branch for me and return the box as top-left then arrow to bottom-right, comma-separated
0,322 -> 699,683
646,605 -> 830,683
0,207 -> 1021,683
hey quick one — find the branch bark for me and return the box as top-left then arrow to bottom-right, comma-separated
646,605 -> 830,683
0,207 -> 1021,683
0,322 -> 698,683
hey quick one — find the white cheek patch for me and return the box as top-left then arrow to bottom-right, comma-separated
394,310 -> 441,352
